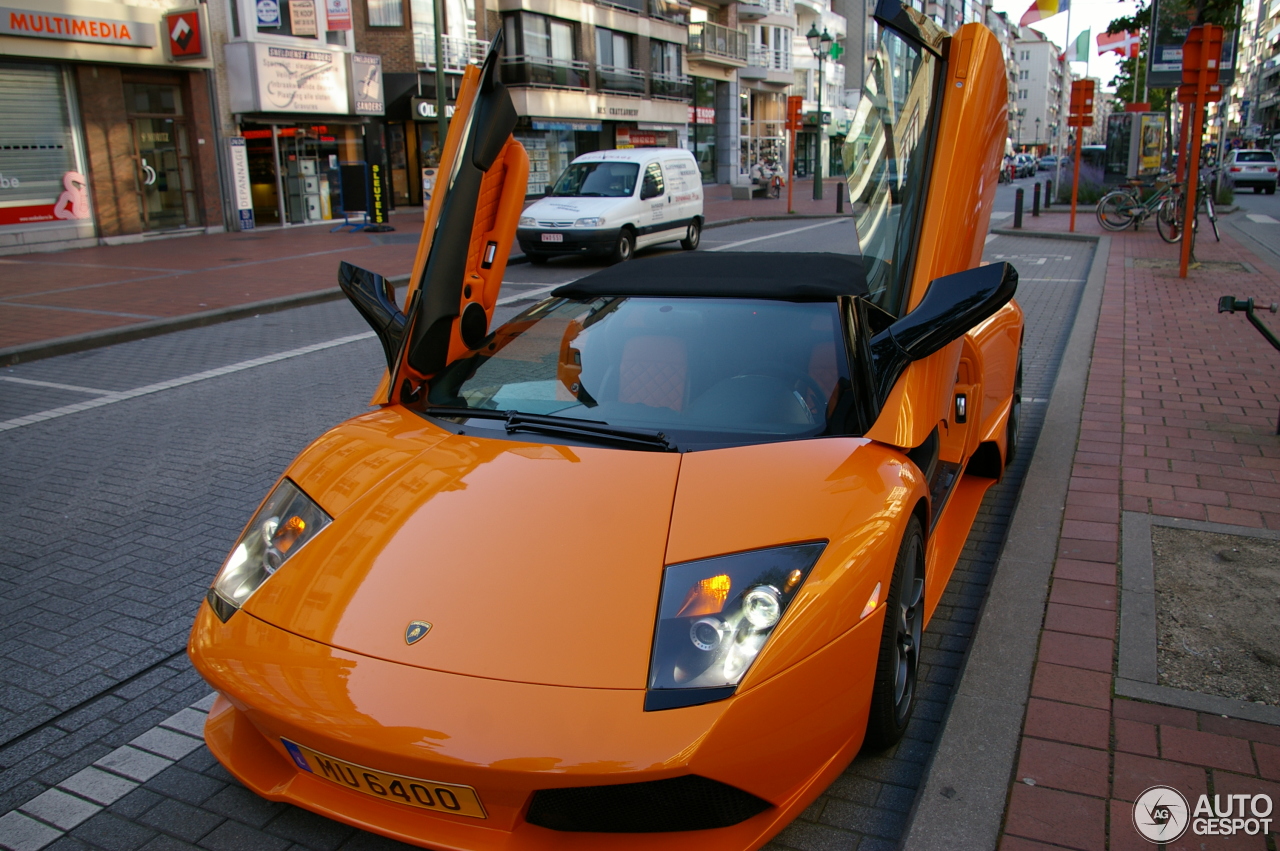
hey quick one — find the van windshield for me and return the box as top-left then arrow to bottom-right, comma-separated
552,162 -> 640,198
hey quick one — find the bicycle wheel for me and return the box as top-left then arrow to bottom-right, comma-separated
1097,191 -> 1137,231
1204,193 -> 1220,241
1157,196 -> 1182,243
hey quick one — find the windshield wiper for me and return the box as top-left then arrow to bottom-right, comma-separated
505,412 -> 677,452
421,407 -> 676,452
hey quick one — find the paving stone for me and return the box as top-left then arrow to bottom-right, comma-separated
58,767 -> 138,806
198,787 -> 285,830
141,767 -> 224,807
1160,726 -> 1256,774
1003,784 -> 1106,851
136,799 -> 222,844
69,811 -> 158,851
195,819 -> 291,851
95,749 -> 171,784
19,788 -> 101,831
0,810 -> 63,851
128,730 -> 202,763
263,807 -> 354,851
156,712 -> 206,741
107,789 -> 165,821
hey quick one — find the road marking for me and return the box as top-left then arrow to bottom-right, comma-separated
496,282 -> 566,305
0,332 -> 374,433
1020,278 -> 1087,283
1246,213 -> 1278,224
0,376 -> 115,395
710,218 -> 848,251
0,694 -> 218,851
0,302 -> 157,319
985,234 -> 998,244
991,212 -> 1013,220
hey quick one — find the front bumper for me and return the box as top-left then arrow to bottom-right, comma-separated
516,227 -> 618,256
188,601 -> 879,851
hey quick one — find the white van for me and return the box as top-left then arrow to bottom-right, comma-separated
516,148 -> 704,264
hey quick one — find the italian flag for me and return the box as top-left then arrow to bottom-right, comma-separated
1019,0 -> 1069,26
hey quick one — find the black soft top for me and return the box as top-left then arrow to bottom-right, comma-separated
551,252 -> 869,301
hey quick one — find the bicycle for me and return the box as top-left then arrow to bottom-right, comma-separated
1096,174 -> 1178,232
1155,179 -> 1220,244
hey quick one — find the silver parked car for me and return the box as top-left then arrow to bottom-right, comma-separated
1223,149 -> 1277,194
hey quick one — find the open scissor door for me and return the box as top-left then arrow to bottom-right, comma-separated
343,33 -> 529,406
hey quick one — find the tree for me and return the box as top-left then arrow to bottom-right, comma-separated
1105,0 -> 1238,30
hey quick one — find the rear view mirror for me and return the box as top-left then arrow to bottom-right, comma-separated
869,262 -> 1018,402
339,261 -> 406,372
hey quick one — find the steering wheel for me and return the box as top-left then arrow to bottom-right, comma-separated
743,369 -> 828,424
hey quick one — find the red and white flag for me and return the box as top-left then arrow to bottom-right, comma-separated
1097,30 -> 1141,58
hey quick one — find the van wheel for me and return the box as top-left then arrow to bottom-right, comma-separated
526,252 -> 548,266
681,220 -> 701,251
610,229 -> 635,264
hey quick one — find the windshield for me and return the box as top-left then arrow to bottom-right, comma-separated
425,296 -> 852,447
841,29 -> 939,317
552,162 -> 640,197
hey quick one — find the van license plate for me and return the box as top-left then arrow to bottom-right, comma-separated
541,233 -> 563,243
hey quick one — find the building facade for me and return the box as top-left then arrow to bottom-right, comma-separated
1013,28 -> 1067,156
0,0 -> 221,254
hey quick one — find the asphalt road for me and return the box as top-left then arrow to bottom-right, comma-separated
0,216 -> 1091,851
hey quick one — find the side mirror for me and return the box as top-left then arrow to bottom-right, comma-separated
868,262 -> 1018,403
544,184 -> 553,196
339,261 -> 406,372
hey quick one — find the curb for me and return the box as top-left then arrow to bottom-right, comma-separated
3,215 -> 848,368
990,227 -> 1101,242
901,232 -> 1110,850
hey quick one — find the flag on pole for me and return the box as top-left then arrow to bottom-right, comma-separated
1097,29 -> 1141,58
1019,0 -> 1069,27
1069,29 -> 1091,62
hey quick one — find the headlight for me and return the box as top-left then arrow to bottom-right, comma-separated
519,215 -> 537,226
574,217 -> 605,227
206,479 -> 331,621
646,542 -> 825,710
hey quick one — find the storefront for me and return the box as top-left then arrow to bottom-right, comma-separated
689,78 -> 717,183
0,1 -> 219,253
224,41 -> 385,226
740,88 -> 787,181
507,88 -> 688,197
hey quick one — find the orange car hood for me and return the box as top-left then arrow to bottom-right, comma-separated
244,428 -> 682,689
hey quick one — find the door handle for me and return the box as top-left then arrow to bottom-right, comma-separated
141,158 -> 157,186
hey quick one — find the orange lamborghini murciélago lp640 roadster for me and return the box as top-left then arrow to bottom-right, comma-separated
188,3 -> 1024,848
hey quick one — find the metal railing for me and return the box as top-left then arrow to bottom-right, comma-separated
688,21 -> 747,62
414,34 -> 489,71
595,0 -> 645,12
597,64 -> 646,94
500,55 -> 590,89
747,43 -> 791,71
651,71 -> 693,100
649,0 -> 689,22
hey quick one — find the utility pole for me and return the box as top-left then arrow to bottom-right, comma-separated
434,0 -> 448,161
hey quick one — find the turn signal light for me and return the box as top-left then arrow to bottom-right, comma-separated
859,582 -> 882,620
677,574 -> 731,617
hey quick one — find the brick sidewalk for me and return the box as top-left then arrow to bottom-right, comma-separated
0,181 -> 848,356
998,212 -> 1280,850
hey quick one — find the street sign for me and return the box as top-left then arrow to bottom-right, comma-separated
803,111 -> 832,126
786,95 -> 803,132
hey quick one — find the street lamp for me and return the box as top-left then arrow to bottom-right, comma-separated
806,23 -> 833,201
1035,117 -> 1041,151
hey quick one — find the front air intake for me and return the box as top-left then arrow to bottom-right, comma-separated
524,775 -> 771,833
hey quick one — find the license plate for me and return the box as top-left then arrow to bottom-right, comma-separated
281,739 -> 486,818
540,233 -> 563,243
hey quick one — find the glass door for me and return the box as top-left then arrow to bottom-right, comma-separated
124,84 -> 198,230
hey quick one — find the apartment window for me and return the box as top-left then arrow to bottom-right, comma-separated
502,12 -> 585,87
1018,88 -> 1028,98
596,28 -> 633,68
1019,69 -> 1028,80
368,0 -> 404,26
514,13 -> 574,59
651,40 -> 682,77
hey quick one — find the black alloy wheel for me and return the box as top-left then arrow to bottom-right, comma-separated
681,219 -> 701,251
864,515 -> 925,751
1005,353 -> 1023,467
611,229 -> 635,264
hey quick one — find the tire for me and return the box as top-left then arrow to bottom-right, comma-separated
526,252 -> 548,266
1096,191 -> 1136,231
1005,353 -> 1023,467
680,219 -> 701,251
1255,187 -> 1263,194
1268,186 -> 1276,195
1156,197 -> 1182,243
609,228 -> 635,264
864,515 -> 925,751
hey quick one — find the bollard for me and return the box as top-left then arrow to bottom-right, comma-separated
1014,188 -> 1024,229
836,184 -> 844,214
1032,182 -> 1041,217
1045,179 -> 1052,209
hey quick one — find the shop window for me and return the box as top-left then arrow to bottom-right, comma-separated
0,63 -> 89,230
257,0 -> 321,36
367,0 -> 404,26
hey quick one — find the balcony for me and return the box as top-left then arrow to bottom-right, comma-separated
415,34 -> 490,72
740,43 -> 792,81
594,0 -> 645,13
738,0 -> 767,18
597,64 -> 646,94
650,0 -> 690,23
651,71 -> 693,100
688,21 -> 747,66
501,55 -> 590,89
